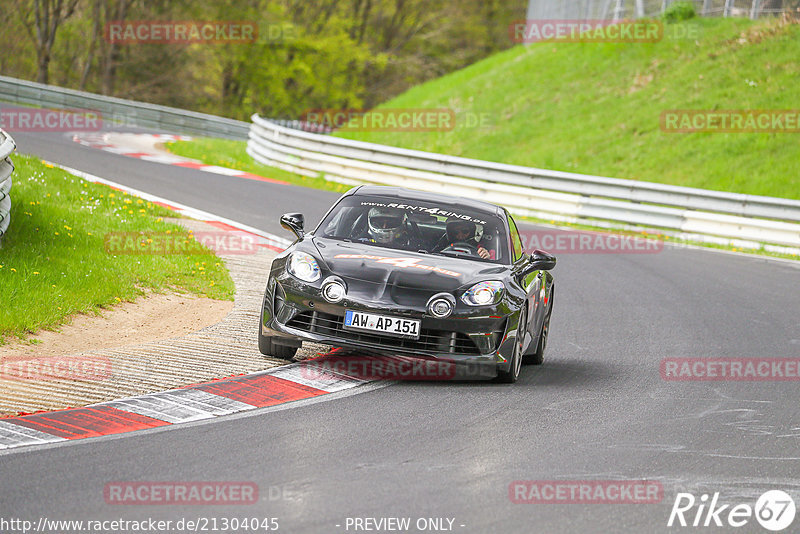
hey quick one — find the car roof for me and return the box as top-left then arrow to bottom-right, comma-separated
349,185 -> 504,217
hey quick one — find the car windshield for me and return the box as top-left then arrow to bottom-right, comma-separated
317,195 -> 510,264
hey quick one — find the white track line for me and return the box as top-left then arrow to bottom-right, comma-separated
49,162 -> 293,250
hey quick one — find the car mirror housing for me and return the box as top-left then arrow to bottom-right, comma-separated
280,213 -> 305,239
526,249 -> 556,273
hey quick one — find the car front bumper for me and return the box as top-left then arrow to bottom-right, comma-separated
261,274 -> 519,376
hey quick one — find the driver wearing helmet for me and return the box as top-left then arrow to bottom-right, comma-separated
358,207 -> 418,250
438,218 -> 493,259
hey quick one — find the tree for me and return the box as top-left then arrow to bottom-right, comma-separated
3,0 -> 526,119
15,0 -> 82,84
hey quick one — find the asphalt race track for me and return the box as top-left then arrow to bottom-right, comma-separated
2,128 -> 800,533
11,129 -> 341,235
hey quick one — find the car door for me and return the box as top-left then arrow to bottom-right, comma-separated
507,214 -> 538,352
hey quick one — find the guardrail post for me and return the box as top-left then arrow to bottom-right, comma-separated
750,0 -> 762,18
723,0 -> 734,16
613,0 -> 626,21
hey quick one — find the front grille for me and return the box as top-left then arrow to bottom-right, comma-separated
286,311 -> 482,355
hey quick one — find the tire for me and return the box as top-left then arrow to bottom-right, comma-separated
258,314 -> 299,361
497,306 -> 526,383
526,297 -> 553,366
259,333 -> 298,360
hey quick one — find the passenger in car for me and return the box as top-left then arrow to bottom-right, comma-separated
435,218 -> 496,260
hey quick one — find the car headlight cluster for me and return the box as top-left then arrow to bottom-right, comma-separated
287,252 -> 321,282
461,281 -> 505,306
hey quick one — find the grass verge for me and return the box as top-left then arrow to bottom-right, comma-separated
0,155 -> 235,343
164,18 -> 799,261
336,17 -> 800,200
164,137 -> 349,193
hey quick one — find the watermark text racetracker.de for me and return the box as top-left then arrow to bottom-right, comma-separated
105,20 -> 258,44
0,517 -> 279,533
300,355 -> 456,381
0,107 -> 101,133
510,19 -> 661,43
661,110 -> 800,133
300,108 -> 492,132
509,480 -> 663,504
661,358 -> 800,381
0,355 -> 111,381
105,231 -> 259,255
104,481 -> 259,505
520,229 -> 664,254
509,20 -> 699,44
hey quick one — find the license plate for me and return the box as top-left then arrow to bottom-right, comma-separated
343,310 -> 421,339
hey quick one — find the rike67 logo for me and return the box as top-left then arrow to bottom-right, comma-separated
668,490 -> 796,531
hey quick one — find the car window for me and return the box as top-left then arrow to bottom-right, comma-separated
317,195 -> 510,264
507,214 -> 524,262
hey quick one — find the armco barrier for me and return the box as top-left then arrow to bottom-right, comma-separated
1,74 -> 797,250
247,114 -> 800,250
0,75 -> 249,139
0,128 -> 15,242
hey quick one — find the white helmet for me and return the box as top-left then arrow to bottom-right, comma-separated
368,207 -> 404,244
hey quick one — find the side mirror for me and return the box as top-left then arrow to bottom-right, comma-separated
525,249 -> 556,274
280,213 -> 305,239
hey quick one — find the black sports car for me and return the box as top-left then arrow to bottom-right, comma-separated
258,186 -> 556,383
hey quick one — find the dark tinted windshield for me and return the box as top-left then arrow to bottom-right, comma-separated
317,195 -> 509,264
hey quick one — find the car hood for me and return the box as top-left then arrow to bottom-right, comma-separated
304,237 -> 507,292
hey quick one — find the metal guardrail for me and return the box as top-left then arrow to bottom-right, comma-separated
528,0 -> 799,21
248,114 -> 800,249
0,74 -> 796,250
269,119 -> 333,135
0,76 -> 249,140
0,128 -> 16,242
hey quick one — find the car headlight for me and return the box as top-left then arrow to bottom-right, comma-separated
287,252 -> 321,282
461,281 -> 504,306
427,293 -> 456,318
321,279 -> 346,303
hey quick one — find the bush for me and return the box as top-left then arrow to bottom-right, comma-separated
663,1 -> 696,22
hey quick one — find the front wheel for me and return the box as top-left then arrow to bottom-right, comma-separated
259,333 -> 299,360
258,297 -> 299,360
525,299 -> 552,366
258,314 -> 299,360
497,307 -> 526,383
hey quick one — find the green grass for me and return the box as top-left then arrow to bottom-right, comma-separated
162,19 -> 799,262
164,138 -> 350,193
166,19 -> 800,201
0,155 -> 235,343
335,17 -> 800,200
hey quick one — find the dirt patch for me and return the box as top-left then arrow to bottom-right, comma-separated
0,214 -> 291,416
0,293 -> 233,359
